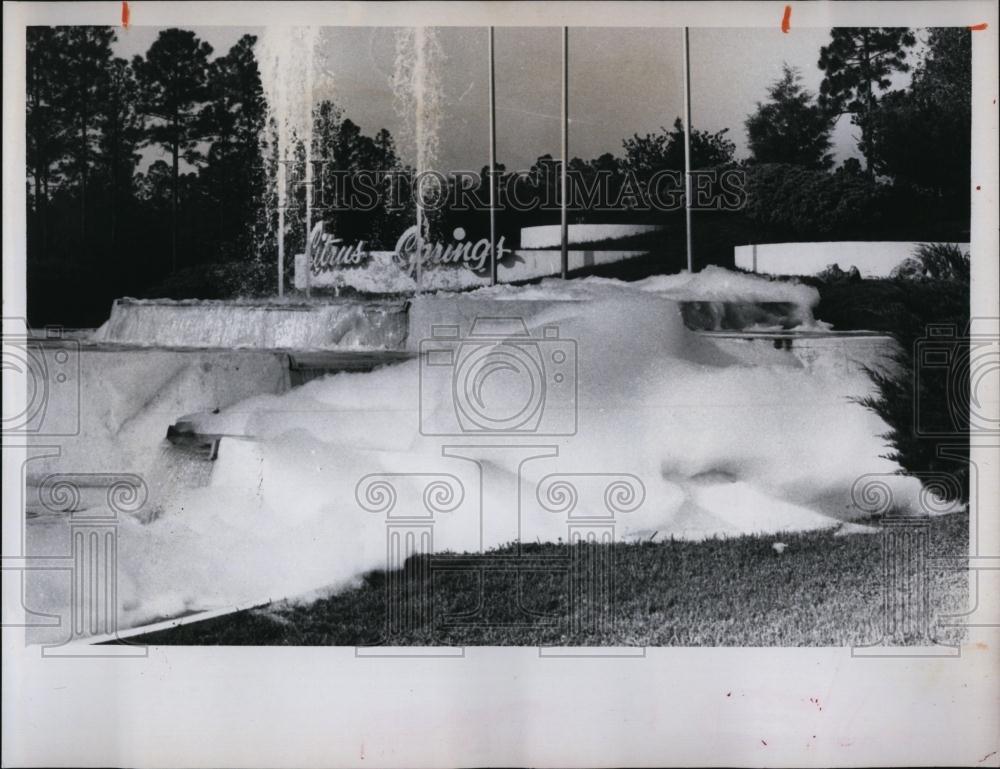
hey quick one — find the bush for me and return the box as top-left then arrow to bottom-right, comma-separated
892,242 -> 970,282
807,258 -> 971,503
742,162 -> 886,240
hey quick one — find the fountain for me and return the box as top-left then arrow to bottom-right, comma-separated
256,26 -> 325,298
19,25 -> 912,647
90,27 -> 445,351
392,27 -> 444,294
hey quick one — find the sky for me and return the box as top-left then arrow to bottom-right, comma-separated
113,25 -> 920,172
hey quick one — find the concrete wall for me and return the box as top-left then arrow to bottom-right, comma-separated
95,298 -> 409,351
520,223 -> 664,249
734,241 -> 970,278
701,331 -> 898,378
406,297 -> 585,352
24,343 -> 291,483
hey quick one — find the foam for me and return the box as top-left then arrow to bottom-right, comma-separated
26,271 -> 950,635
463,266 -> 822,309
93,297 -> 408,350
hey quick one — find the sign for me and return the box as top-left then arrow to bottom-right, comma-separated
294,222 -> 649,294
307,222 -> 511,277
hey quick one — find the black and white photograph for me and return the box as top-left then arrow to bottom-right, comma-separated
2,1 -> 998,766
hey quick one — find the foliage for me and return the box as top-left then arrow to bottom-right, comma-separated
132,29 -> 214,164
25,25 -> 971,326
132,28 -> 214,270
868,29 -> 971,203
742,161 -> 886,239
622,117 -> 736,176
197,34 -> 267,266
803,262 -> 971,503
745,64 -> 834,170
818,27 -> 916,177
892,242 -> 970,282
25,27 -> 411,325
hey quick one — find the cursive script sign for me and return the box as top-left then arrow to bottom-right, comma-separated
308,222 -> 510,276
308,223 -> 370,272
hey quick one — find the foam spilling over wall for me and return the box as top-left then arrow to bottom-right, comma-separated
27,270 -> 951,637
93,297 -> 408,351
23,348 -> 291,485
463,267 -> 822,304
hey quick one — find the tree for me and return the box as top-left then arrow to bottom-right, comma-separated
200,34 -> 265,261
53,27 -> 116,253
26,27 -> 69,258
303,104 -> 408,247
136,159 -> 175,208
867,28 -> 971,201
910,27 -> 971,107
133,28 -> 213,271
622,118 -> 735,176
818,27 -> 916,180
95,57 -> 145,257
745,64 -> 834,169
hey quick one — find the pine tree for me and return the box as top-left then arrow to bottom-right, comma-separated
133,28 -> 213,271
95,57 -> 145,260
868,28 -> 971,200
201,34 -> 265,261
818,27 -> 916,180
56,27 -> 116,255
26,27 -> 68,259
745,64 -> 834,170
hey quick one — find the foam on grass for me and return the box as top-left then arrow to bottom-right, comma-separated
27,271 -> 953,634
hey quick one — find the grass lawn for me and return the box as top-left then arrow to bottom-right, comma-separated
130,512 -> 969,647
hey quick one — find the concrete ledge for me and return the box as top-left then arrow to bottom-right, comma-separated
95,298 -> 409,351
699,330 -> 899,377
23,344 -> 292,482
520,223 -> 664,249
734,241 -> 970,278
406,296 -> 585,352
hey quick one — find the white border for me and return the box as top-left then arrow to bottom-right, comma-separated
3,3 -> 998,767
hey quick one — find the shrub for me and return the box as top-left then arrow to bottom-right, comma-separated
742,162 -> 886,240
844,275 -> 970,503
892,242 -> 970,282
799,262 -> 970,502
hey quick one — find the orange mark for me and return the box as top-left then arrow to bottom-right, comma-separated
781,5 -> 792,33
121,0 -> 130,29
969,22 -> 988,31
